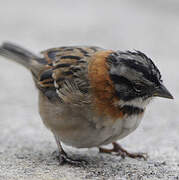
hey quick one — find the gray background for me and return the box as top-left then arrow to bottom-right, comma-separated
0,0 -> 178,179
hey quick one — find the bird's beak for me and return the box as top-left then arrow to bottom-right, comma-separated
153,84 -> 174,99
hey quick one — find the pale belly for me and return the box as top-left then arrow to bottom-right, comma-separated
58,114 -> 143,148
39,92 -> 144,148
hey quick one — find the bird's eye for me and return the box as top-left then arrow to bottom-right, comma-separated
133,83 -> 145,93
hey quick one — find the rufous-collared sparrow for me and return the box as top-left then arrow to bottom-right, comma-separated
0,42 -> 173,165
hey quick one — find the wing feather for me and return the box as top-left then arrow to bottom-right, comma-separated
37,46 -> 103,102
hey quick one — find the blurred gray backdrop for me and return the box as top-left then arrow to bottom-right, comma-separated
0,1 -> 178,180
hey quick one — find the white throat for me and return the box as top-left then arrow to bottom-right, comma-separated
116,97 -> 153,109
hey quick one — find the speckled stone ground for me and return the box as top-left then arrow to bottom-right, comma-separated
0,1 -> 179,179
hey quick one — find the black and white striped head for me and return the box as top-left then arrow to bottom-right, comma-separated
107,50 -> 173,108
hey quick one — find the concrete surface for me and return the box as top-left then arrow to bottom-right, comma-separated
0,1 -> 178,179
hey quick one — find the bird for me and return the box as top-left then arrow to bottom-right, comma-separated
0,42 -> 173,165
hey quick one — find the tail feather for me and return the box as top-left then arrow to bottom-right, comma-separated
0,42 -> 45,69
0,42 -> 47,81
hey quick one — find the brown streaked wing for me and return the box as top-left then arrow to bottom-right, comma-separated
41,46 -> 103,64
38,46 -> 103,100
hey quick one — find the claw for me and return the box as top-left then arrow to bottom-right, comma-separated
53,134 -> 87,166
57,152 -> 87,165
99,142 -> 148,160
116,151 -> 148,160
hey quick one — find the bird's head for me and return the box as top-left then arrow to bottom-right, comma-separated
107,50 -> 173,109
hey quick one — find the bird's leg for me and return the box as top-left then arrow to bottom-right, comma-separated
99,142 -> 148,160
53,134 -> 86,165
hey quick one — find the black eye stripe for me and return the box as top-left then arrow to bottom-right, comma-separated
109,74 -> 148,100
133,83 -> 147,93
110,74 -> 147,91
109,74 -> 132,87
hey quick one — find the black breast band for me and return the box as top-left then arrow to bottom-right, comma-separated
120,105 -> 144,115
